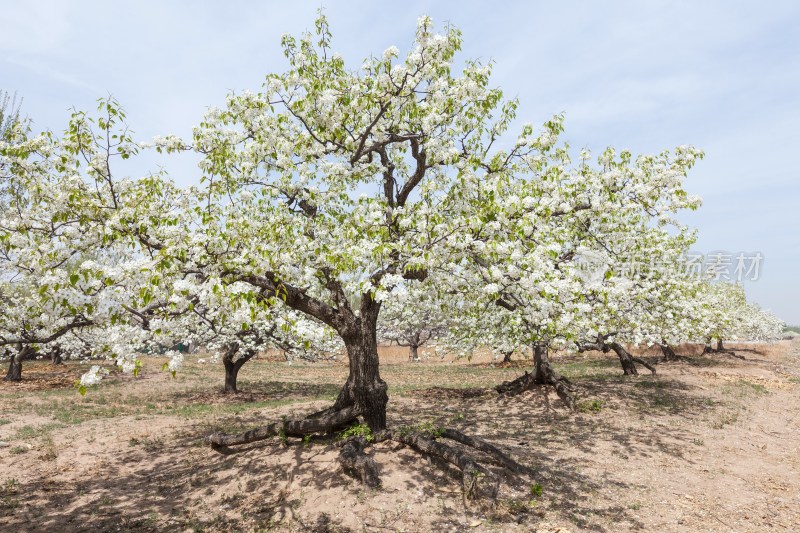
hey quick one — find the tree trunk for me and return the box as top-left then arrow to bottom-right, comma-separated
609,342 -> 656,375
659,343 -> 678,362
50,347 -> 63,365
501,350 -> 513,363
222,344 -> 256,394
223,359 -> 243,393
4,345 -> 30,381
717,338 -> 724,351
610,342 -> 638,375
496,344 -> 575,409
333,300 -> 388,432
409,343 -> 420,363
533,345 -> 549,382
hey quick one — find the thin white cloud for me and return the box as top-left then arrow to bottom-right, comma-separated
4,56 -> 102,94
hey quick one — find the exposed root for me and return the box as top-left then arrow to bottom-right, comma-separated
494,370 -> 536,396
207,408 -> 530,502
702,344 -> 745,359
389,429 -> 500,501
630,355 -> 658,374
336,436 -> 380,488
206,406 -> 360,447
495,368 -> 576,410
609,342 -> 656,376
439,428 -> 533,476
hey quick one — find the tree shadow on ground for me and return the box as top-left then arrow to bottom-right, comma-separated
0,350 -> 770,532
0,422 -> 361,532
171,381 -> 342,405
381,360 -> 733,531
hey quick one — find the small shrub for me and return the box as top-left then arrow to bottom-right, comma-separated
338,423 -> 374,443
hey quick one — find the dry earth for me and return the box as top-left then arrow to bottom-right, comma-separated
0,340 -> 798,532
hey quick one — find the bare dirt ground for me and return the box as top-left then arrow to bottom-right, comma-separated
1,340 -> 798,532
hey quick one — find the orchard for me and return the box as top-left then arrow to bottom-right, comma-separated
0,13 -> 795,532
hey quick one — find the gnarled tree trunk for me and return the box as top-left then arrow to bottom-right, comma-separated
701,337 -> 740,358
501,350 -> 513,363
222,343 -> 256,394
332,299 -> 388,432
659,343 -> 678,362
409,343 -> 420,363
50,346 -> 64,365
496,344 -> 575,409
5,345 -> 32,381
609,342 -> 656,375
612,342 -> 638,375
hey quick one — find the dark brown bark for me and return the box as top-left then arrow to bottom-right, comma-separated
496,345 -> 576,409
4,345 -> 32,381
501,350 -> 513,363
332,299 -> 388,432
207,406 -> 361,447
223,359 -> 242,393
50,346 -> 63,365
5,357 -> 21,381
612,342 -> 638,375
409,343 -> 420,363
390,430 -> 499,500
439,428 -> 532,476
609,342 -> 656,376
659,343 -> 678,362
222,344 -> 257,394
337,436 -> 380,488
702,339 -> 739,357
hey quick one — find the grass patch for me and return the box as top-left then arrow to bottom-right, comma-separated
128,436 -> 163,452
14,423 -> 65,440
0,478 -> 21,512
577,399 -> 603,413
712,411 -> 739,429
721,379 -> 769,397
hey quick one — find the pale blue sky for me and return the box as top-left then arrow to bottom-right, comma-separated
2,0 -> 799,323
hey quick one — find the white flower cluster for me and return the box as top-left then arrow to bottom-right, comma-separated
80,365 -> 109,387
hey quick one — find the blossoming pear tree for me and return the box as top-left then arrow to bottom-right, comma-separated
144,276 -> 342,393
377,279 -> 451,362
442,131 -> 704,405
0,115 -> 118,379
571,226 -> 702,374
172,14 -> 529,428
0,95 -> 192,382
103,14 -> 536,494
696,281 -> 783,355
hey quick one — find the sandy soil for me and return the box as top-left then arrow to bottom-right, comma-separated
0,340 -> 798,532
